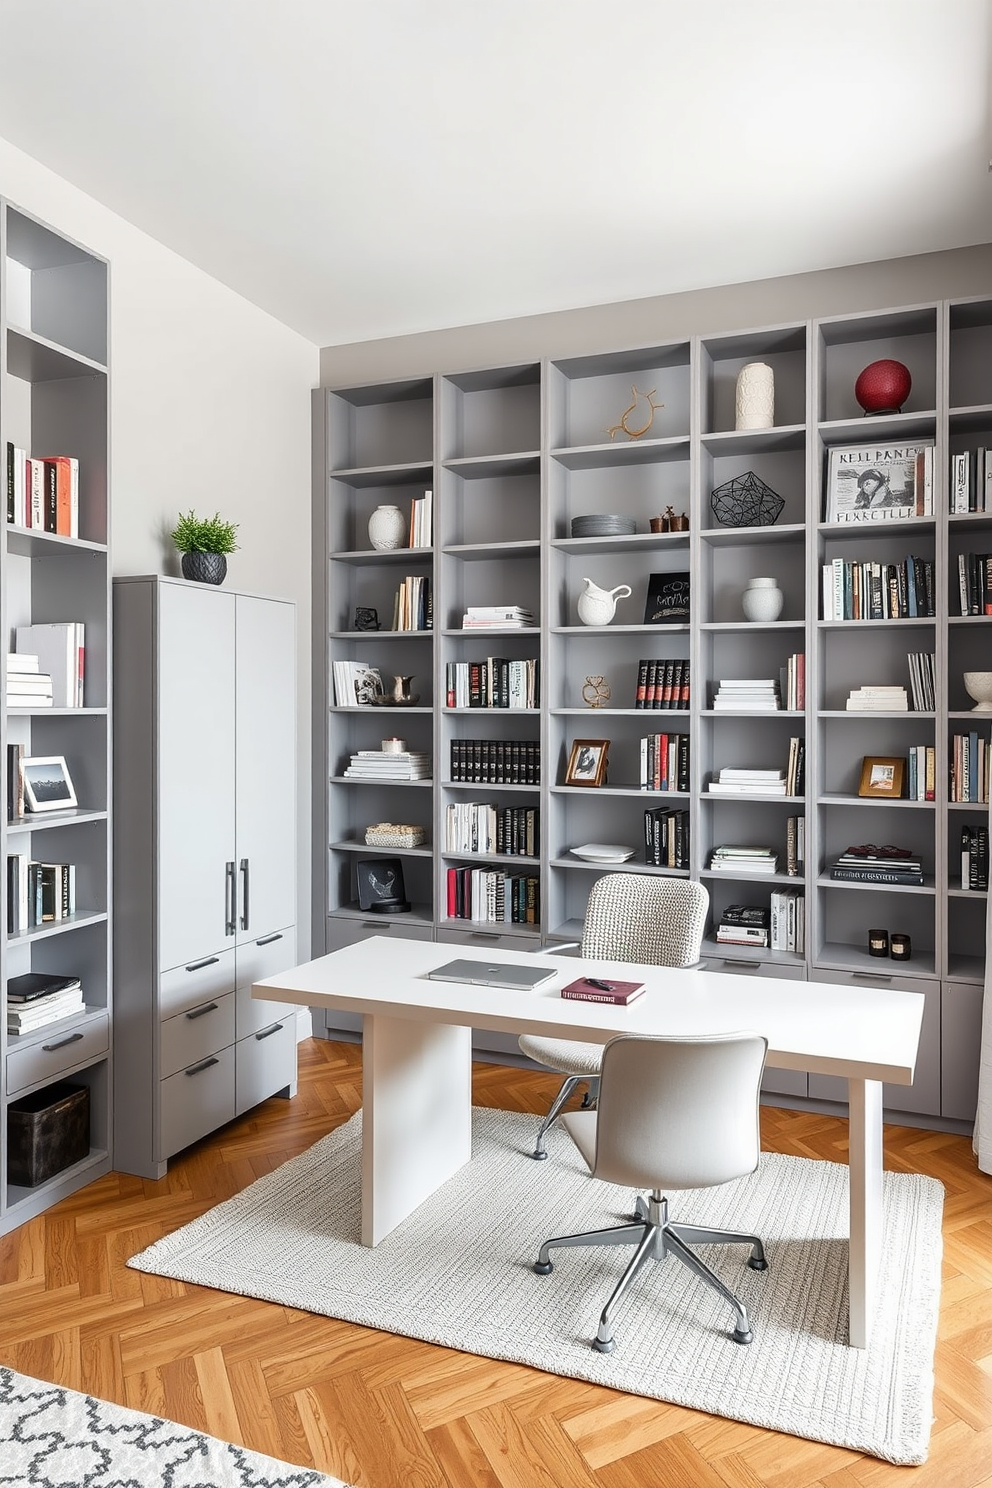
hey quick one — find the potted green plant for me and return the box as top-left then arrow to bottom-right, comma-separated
171,509 -> 240,585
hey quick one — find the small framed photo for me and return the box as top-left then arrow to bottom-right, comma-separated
858,756 -> 905,799
565,739 -> 609,788
21,755 -> 77,813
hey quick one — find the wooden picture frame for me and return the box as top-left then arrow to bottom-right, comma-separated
21,755 -> 78,813
858,755 -> 905,799
565,739 -> 609,788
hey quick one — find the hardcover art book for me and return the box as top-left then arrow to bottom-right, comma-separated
643,571 -> 690,625
825,440 -> 934,523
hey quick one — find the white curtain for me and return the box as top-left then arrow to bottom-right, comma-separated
974,801 -> 992,1173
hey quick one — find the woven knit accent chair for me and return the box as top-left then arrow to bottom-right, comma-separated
518,873 -> 709,1159
533,1031 -> 769,1350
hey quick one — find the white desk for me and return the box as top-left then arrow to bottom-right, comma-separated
254,935 -> 924,1348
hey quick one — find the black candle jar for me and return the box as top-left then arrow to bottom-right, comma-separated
868,928 -> 889,957
890,933 -> 912,961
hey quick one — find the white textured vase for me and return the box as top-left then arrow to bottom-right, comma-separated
735,362 -> 775,431
368,504 -> 406,551
742,576 -> 784,622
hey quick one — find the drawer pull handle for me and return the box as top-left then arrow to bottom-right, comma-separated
186,1002 -> 219,1020
185,1056 -> 219,1076
852,972 -> 893,983
255,1023 -> 284,1041
722,958 -> 759,969
185,956 -> 220,972
470,931 -> 500,941
255,932 -> 283,946
42,1031 -> 84,1052
362,921 -> 390,929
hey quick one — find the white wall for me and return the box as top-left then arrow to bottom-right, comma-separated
0,136 -> 319,956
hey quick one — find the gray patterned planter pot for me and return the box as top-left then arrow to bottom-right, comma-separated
181,551 -> 228,584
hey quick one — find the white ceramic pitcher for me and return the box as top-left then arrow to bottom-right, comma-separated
577,576 -> 632,626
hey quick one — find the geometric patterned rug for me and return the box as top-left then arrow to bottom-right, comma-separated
127,1106 -> 944,1466
0,1367 -> 351,1487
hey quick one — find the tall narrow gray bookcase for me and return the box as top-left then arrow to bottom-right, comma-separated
0,201 -> 112,1234
313,295 -> 992,1127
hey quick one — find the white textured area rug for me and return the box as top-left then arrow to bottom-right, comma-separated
0,1368 -> 350,1488
128,1107 -> 944,1466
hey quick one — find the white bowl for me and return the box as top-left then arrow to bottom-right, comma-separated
570,843 -> 636,863
964,671 -> 992,712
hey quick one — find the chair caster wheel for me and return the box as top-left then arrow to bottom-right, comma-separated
531,1149 -> 549,1160
732,1326 -> 753,1345
533,1260 -> 553,1275
748,1256 -> 768,1271
592,1336 -> 615,1354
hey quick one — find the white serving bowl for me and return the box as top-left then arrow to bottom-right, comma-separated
964,671 -> 992,712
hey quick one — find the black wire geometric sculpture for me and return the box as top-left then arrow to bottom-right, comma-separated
710,470 -> 785,527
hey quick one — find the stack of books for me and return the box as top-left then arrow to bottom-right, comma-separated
643,806 -> 689,868
950,449 -> 992,513
846,684 -> 909,711
343,749 -> 431,782
6,855 -> 76,933
785,736 -> 805,796
5,446 -> 79,535
785,814 -> 805,877
780,652 -> 805,711
829,848 -> 924,885
708,845 -> 779,875
407,488 -> 433,548
715,904 -> 770,948
5,653 -> 53,709
392,575 -> 431,631
961,824 -> 990,891
707,768 -> 785,796
461,605 -> 534,630
444,658 -> 538,709
639,733 -> 689,791
15,622 -> 85,707
950,732 -> 990,803
907,744 -> 936,801
821,555 -> 934,620
634,658 -> 690,709
7,972 -> 84,1035
907,652 -> 936,711
770,890 -> 805,952
711,679 -> 781,711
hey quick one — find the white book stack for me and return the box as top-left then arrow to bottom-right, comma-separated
343,749 -> 431,781
846,685 -> 909,711
7,980 -> 84,1035
707,768 -> 787,796
15,623 -> 84,707
332,661 -> 384,707
712,679 -> 781,711
5,652 -> 53,708
708,845 -> 779,875
770,890 -> 805,952
461,606 -> 535,630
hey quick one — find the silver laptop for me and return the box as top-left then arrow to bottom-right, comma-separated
427,958 -> 558,990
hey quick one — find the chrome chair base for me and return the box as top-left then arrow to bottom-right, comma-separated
530,1074 -> 599,1159
534,1191 -> 767,1348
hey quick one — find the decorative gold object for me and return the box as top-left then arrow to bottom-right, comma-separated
582,675 -> 611,708
606,384 -> 664,440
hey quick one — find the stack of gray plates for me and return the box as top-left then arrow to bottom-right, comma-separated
571,514 -> 637,538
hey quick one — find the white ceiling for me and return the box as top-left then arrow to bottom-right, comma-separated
0,0 -> 990,348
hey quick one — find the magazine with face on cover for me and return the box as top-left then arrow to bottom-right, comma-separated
825,441 -> 934,523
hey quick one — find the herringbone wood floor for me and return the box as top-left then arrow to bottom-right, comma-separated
2,1036 -> 991,1486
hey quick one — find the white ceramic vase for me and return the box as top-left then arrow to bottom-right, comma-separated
368,504 -> 406,551
735,362 -> 775,431
576,577 -> 632,626
742,576 -> 784,622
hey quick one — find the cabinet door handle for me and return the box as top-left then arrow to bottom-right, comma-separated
255,1023 -> 284,1040
185,955 -> 220,973
852,971 -> 893,983
239,858 -> 250,932
362,920 -> 391,929
185,1002 -> 219,1020
185,1056 -> 219,1076
469,931 -> 500,941
43,1031 -> 84,1052
255,932 -> 283,947
721,958 -> 760,969
225,861 -> 236,936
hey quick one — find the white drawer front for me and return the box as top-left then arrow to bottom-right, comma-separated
160,948 -> 237,1020
159,1044 -> 236,1160
236,925 -> 297,1038
160,992 -> 235,1080
7,1014 -> 110,1096
235,1018 -> 297,1116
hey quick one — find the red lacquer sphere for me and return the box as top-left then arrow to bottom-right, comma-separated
854,359 -> 912,415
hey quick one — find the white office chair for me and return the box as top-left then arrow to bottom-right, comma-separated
533,1031 -> 769,1350
519,874 -> 708,1158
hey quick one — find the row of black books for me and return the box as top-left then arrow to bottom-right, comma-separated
449,739 -> 540,785
443,802 -> 538,857
7,971 -> 84,1035
950,449 -> 992,513
950,732 -> 989,804
642,807 -> 689,869
633,658 -> 690,709
444,867 -> 539,924
444,658 -> 539,709
829,848 -> 924,885
821,556 -> 935,621
638,733 -> 689,792
907,652 -> 936,711
960,824 -> 989,891
785,814 -> 805,877
6,856 -> 76,933
956,552 -> 992,616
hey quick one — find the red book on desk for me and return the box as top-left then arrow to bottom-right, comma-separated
561,976 -> 645,1006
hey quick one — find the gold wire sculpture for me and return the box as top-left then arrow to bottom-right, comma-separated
606,384 -> 664,440
582,675 -> 611,708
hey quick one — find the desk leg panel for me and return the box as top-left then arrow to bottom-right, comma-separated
362,1015 -> 473,1247
847,1077 -> 883,1349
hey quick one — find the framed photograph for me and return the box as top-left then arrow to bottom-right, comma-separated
825,441 -> 934,524
644,571 -> 691,625
356,856 -> 410,913
565,739 -> 609,788
21,755 -> 77,813
858,756 -> 905,799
